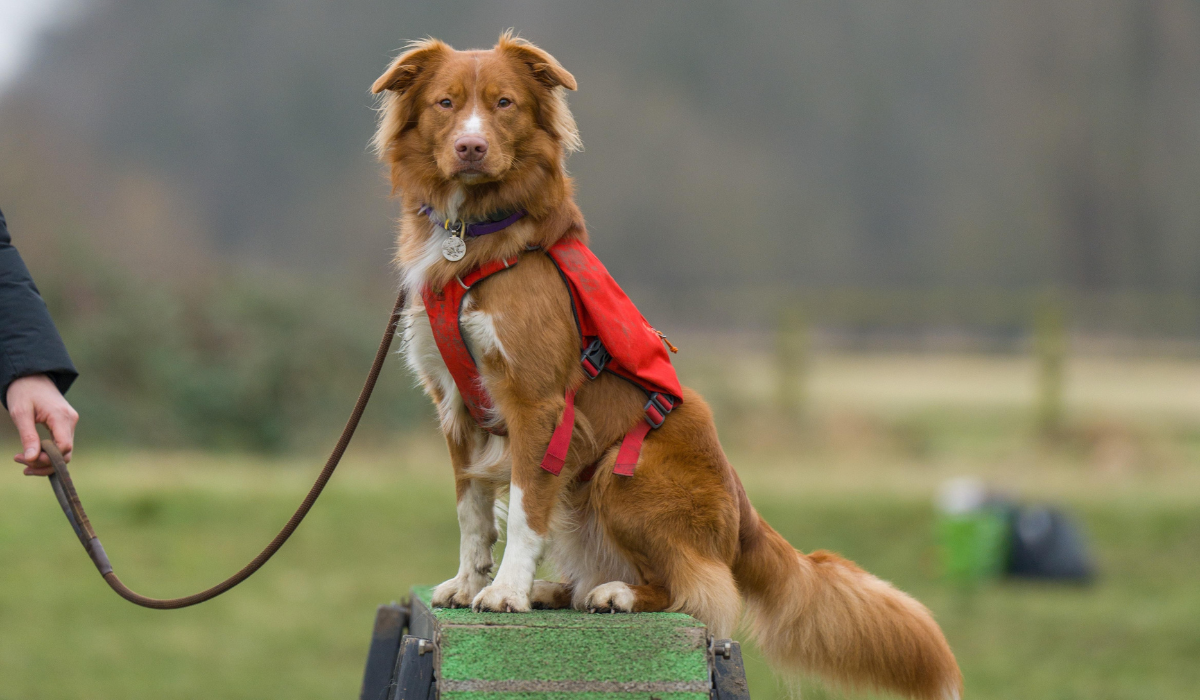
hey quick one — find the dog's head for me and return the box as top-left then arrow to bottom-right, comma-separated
372,32 -> 580,212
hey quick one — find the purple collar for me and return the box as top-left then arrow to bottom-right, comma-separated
419,205 -> 527,238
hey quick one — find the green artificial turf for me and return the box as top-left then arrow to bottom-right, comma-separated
411,587 -> 709,700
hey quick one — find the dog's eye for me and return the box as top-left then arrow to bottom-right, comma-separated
497,98 -> 513,108
438,99 -> 453,109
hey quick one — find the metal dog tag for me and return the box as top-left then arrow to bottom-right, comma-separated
441,234 -> 466,261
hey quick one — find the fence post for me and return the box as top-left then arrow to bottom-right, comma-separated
776,300 -> 809,422
1034,293 -> 1067,438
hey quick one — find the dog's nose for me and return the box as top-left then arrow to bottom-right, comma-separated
455,136 -> 488,162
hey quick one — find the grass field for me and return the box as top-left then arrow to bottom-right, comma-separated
2,352 -> 1199,699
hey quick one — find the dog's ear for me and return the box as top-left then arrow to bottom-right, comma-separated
494,32 -> 581,157
496,32 -> 577,91
372,39 -> 451,94
372,39 -> 454,173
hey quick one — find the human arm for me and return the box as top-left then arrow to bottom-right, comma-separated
0,207 -> 79,473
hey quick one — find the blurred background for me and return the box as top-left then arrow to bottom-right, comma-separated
1,1 -> 1198,699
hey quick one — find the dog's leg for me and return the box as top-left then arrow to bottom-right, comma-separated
473,394 -> 583,612
529,580 -> 573,609
432,436 -> 498,608
583,582 -> 671,613
432,478 -> 496,607
472,482 -> 544,611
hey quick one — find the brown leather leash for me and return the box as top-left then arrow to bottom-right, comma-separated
41,290 -> 406,609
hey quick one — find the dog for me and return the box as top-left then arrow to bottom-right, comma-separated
371,32 -> 962,700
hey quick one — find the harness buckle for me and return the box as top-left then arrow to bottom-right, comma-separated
643,392 -> 675,428
580,337 -> 611,379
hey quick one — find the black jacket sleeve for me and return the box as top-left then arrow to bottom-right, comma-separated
0,207 -> 78,407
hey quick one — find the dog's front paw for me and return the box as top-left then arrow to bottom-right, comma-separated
471,583 -> 530,613
584,582 -> 636,613
432,573 -> 489,608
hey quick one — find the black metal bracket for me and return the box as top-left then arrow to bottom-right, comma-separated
389,635 -> 437,700
710,639 -> 751,700
359,600 -> 437,700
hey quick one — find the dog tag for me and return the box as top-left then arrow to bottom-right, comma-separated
441,234 -> 466,261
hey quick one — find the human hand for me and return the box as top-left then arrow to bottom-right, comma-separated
6,374 -> 78,476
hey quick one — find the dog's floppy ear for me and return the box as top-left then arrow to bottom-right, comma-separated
372,38 -> 450,94
496,32 -> 577,91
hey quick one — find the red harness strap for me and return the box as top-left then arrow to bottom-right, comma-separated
539,388 -> 575,476
420,255 -> 519,435
613,420 -> 653,476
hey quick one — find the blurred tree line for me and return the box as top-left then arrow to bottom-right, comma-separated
31,244 -> 428,452
2,0 -> 1199,450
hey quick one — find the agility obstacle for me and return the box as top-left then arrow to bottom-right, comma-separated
359,586 -> 750,700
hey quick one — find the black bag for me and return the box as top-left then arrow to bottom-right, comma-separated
1005,506 -> 1095,582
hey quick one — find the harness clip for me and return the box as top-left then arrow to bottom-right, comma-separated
643,392 -> 675,428
580,337 -> 612,379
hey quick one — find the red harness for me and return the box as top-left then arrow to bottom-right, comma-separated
419,238 -> 682,478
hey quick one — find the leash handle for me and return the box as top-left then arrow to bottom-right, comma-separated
45,441 -> 113,576
41,290 -> 405,609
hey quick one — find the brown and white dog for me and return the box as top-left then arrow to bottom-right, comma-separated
372,33 -> 962,700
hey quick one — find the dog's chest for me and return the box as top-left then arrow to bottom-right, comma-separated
402,292 -> 507,432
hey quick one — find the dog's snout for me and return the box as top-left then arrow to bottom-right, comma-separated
455,136 -> 488,162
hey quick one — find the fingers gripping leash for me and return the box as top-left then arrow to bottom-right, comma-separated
42,290 -> 406,609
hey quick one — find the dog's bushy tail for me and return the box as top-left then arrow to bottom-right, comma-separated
733,501 -> 962,700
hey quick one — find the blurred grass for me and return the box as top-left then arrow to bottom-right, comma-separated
2,415 -> 1198,700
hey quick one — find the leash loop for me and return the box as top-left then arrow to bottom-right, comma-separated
41,290 -> 406,609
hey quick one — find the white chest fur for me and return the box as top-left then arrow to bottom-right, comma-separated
401,297 -> 462,436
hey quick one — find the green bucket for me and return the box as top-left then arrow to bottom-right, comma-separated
938,507 -> 1010,584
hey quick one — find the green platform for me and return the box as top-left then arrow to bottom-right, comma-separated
408,586 -> 713,700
